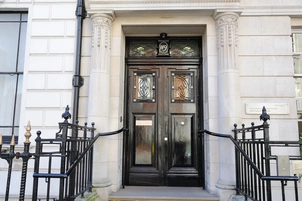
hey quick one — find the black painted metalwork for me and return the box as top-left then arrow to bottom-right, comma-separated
72,0 -> 86,124
31,106 -> 127,200
201,107 -> 301,201
157,33 -> 170,57
32,106 -> 95,201
1,105 -> 127,200
0,122 -> 33,201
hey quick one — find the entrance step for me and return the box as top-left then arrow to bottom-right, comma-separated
109,186 -> 219,201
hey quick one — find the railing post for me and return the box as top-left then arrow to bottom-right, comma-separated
89,122 -> 95,193
18,121 -> 32,201
233,124 -> 240,195
122,128 -> 128,188
32,130 -> 41,201
69,118 -> 78,200
251,122 -> 258,200
60,106 -> 70,200
4,135 -> 16,201
260,106 -> 271,201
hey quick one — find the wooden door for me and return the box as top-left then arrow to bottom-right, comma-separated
126,65 -> 201,186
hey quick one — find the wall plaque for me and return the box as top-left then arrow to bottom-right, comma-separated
245,103 -> 289,115
292,160 -> 302,174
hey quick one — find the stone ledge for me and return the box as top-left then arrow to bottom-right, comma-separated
91,0 -> 240,4
75,192 -> 99,201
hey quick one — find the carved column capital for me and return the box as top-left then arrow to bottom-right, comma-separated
214,12 -> 239,71
90,13 -> 114,72
215,12 -> 239,48
91,13 -> 114,48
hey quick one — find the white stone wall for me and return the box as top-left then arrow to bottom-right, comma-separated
1,0 -> 302,200
0,0 -> 78,143
24,1 -> 76,142
0,0 -> 77,198
238,16 -> 298,141
237,15 -> 301,201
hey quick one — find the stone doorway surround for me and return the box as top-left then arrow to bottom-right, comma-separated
85,1 -> 242,200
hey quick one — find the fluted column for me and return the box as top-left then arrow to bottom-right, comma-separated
87,13 -> 114,200
215,12 -> 241,200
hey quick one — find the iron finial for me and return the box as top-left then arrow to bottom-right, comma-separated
24,121 -> 31,144
36,130 -> 42,139
10,134 -> 15,146
160,33 -> 167,39
260,106 -> 270,122
62,105 -> 72,122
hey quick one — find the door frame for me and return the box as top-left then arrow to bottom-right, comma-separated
122,36 -> 204,187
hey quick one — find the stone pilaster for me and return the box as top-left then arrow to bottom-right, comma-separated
215,12 -> 241,201
87,12 -> 115,201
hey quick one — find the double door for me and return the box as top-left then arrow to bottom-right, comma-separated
126,64 -> 201,186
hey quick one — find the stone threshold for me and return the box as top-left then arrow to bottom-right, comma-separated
109,186 -> 219,201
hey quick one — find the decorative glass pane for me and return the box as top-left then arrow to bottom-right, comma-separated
127,38 -> 200,58
128,40 -> 157,57
133,72 -> 155,102
170,40 -> 200,57
135,116 -> 154,165
171,72 -> 194,102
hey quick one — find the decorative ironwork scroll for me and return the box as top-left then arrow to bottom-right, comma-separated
157,33 -> 170,56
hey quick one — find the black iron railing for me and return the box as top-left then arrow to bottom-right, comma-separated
32,106 -> 127,201
32,106 -> 96,201
201,107 -> 300,201
0,105 -> 127,201
0,122 -> 33,201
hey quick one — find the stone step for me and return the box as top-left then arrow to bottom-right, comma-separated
109,186 -> 219,201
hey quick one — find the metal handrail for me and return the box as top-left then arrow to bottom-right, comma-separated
200,129 -> 299,201
67,128 -> 127,175
200,130 -> 263,177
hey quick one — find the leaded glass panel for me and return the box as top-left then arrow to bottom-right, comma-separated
127,38 -> 200,58
128,40 -> 157,57
170,40 -> 200,57
171,72 -> 194,102
133,72 -> 156,102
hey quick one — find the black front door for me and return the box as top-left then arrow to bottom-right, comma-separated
125,64 -> 201,186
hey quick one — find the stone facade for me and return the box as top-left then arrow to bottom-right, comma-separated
0,0 -> 302,200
